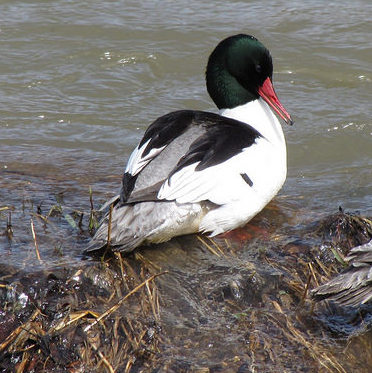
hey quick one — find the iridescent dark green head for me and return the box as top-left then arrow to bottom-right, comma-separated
206,34 -> 273,110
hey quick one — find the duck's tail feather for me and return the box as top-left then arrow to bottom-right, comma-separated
84,200 -> 205,255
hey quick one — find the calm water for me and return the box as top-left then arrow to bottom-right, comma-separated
0,0 -> 371,260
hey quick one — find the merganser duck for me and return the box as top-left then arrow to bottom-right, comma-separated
312,240 -> 372,307
86,34 -> 293,253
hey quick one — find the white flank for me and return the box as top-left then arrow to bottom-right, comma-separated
158,97 -> 287,235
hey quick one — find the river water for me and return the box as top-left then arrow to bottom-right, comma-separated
1,0 -> 371,261
0,0 -> 371,370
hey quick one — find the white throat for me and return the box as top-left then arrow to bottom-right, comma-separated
219,98 -> 285,145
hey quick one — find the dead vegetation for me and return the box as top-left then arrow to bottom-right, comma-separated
1,195 -> 372,372
0,253 -> 167,372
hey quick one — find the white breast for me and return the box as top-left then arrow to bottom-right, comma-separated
197,98 -> 287,235
220,98 -> 286,147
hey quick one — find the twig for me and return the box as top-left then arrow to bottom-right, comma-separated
89,186 -> 94,211
205,236 -> 225,256
54,310 -> 100,332
106,203 -> 114,248
30,218 -> 41,261
88,186 -> 98,232
146,280 -> 159,322
0,309 -> 40,352
84,271 -> 168,333
197,235 -> 220,257
307,261 -> 319,287
115,252 -> 127,285
300,270 -> 312,305
6,211 -> 13,240
15,351 -> 29,373
89,342 -> 115,373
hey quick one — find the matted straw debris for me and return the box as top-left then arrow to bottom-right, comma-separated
0,253 -> 167,372
1,195 -> 372,372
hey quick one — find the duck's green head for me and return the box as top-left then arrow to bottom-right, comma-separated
206,34 -> 293,125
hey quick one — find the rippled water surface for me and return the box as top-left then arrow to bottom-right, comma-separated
1,0 -> 371,258
0,1 -> 371,370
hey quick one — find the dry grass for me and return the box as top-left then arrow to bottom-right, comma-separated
0,254 -> 167,372
1,199 -> 372,372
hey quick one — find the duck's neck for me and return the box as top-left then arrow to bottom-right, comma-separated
219,98 -> 285,145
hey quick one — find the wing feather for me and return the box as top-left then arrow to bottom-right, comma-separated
158,121 -> 262,205
120,110 -> 262,205
125,139 -> 166,177
158,149 -> 258,205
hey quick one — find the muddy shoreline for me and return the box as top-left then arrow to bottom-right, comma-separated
1,203 -> 372,372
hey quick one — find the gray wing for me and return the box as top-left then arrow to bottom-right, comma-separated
120,110 -> 209,203
311,240 -> 372,307
120,110 -> 261,205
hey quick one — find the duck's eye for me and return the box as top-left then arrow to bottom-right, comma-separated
255,64 -> 262,73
